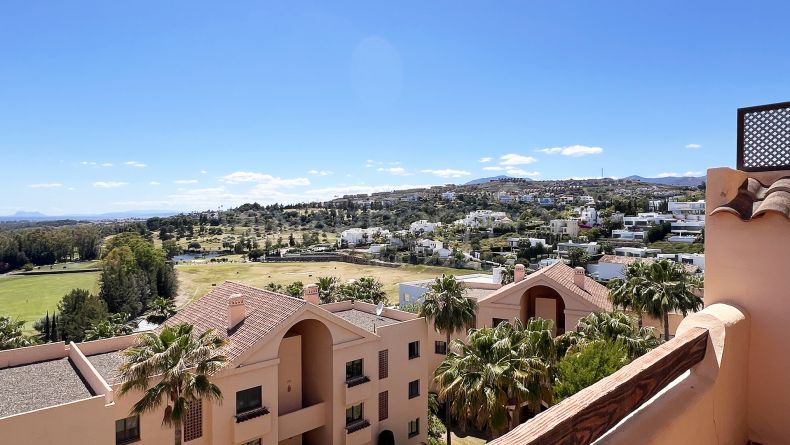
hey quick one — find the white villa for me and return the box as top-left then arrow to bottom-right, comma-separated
556,241 -> 601,256
337,227 -> 392,247
454,210 -> 511,228
409,220 -> 442,234
579,207 -> 598,225
614,246 -> 661,258
549,219 -> 580,237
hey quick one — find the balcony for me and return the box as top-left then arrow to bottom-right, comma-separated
278,402 -> 327,441
344,376 -> 371,405
345,419 -> 371,445
233,406 -> 271,443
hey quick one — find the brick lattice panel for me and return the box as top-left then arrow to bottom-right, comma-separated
379,391 -> 389,421
184,399 -> 203,442
379,349 -> 389,379
740,103 -> 790,171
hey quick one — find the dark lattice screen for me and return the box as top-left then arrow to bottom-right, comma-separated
738,101 -> 790,171
379,349 -> 389,379
379,391 -> 389,421
184,399 -> 203,442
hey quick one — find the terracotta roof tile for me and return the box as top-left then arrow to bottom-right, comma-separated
712,176 -> 790,220
527,262 -> 613,311
161,281 -> 306,363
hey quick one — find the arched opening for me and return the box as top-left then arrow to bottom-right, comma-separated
377,430 -> 395,445
278,318 -> 333,445
520,285 -> 566,335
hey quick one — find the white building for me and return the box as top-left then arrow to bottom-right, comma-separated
549,218 -> 580,237
441,191 -> 456,201
409,220 -> 442,234
671,220 -> 705,234
658,253 -> 705,271
614,246 -> 662,258
337,227 -> 392,247
580,207 -> 598,226
507,237 -> 549,250
454,210 -> 511,228
580,195 -> 595,205
623,212 -> 675,229
415,239 -> 451,259
556,241 -> 601,256
538,197 -> 555,206
519,194 -> 534,203
668,199 -> 705,219
497,192 -> 515,204
398,273 -> 501,306
611,229 -> 646,241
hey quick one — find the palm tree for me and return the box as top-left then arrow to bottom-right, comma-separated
561,311 -> 661,359
316,276 -> 339,303
639,260 -> 703,340
419,274 -> 477,445
146,297 -> 177,324
119,323 -> 228,445
434,319 -> 555,438
608,261 -> 651,327
85,313 -> 136,340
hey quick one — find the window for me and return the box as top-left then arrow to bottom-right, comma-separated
408,341 -> 420,359
378,391 -> 389,421
346,403 -> 364,425
346,358 -> 364,381
242,440 -> 261,445
492,318 -> 508,327
408,380 -> 420,399
408,418 -> 420,438
236,386 -> 262,415
379,349 -> 389,379
434,341 -> 447,355
183,400 -> 202,442
115,415 -> 140,444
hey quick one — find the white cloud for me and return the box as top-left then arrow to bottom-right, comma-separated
67,187 -> 76,191
420,168 -> 471,178
500,154 -> 538,165
174,179 -> 199,184
685,143 -> 702,149
124,161 -> 147,168
100,163 -> 113,167
506,169 -> 541,177
200,170 -> 208,174
483,166 -> 505,171
656,171 -> 703,178
219,171 -> 310,188
309,169 -> 333,176
479,157 -> 492,163
149,181 -> 161,186
377,167 -> 409,176
28,183 -> 62,189
93,181 -> 128,188
537,145 -> 603,157
80,161 -> 112,167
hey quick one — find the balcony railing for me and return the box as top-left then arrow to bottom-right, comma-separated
345,375 -> 371,388
490,327 -> 709,445
345,419 -> 371,434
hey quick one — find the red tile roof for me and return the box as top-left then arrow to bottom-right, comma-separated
162,281 -> 306,363
526,262 -> 613,311
712,176 -> 790,220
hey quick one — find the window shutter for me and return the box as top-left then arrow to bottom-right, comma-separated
184,399 -> 203,442
379,349 -> 388,379
379,391 -> 389,421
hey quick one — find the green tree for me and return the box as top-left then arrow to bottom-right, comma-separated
119,323 -> 227,445
57,288 -> 109,342
553,340 -> 629,401
316,276 -> 339,303
0,316 -> 34,350
285,281 -> 304,299
434,319 -> 556,438
558,311 -> 661,359
338,277 -> 387,304
566,247 -> 589,267
84,313 -> 136,340
419,274 -> 478,444
162,240 -> 181,259
146,297 -> 177,324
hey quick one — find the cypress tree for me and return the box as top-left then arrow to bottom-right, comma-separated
51,312 -> 58,342
44,311 -> 50,342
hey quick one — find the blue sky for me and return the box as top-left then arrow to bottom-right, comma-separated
2,0 -> 790,215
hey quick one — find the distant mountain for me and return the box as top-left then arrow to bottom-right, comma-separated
465,175 -> 532,185
624,175 -> 706,187
0,210 -> 181,222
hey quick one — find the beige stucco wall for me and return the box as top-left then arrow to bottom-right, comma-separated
704,167 -> 790,443
0,396 -> 114,445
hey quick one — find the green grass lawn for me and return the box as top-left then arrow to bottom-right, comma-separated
176,261 -> 472,306
0,272 -> 101,332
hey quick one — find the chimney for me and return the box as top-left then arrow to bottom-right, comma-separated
228,293 -> 246,330
573,267 -> 586,290
303,283 -> 320,305
514,264 -> 526,283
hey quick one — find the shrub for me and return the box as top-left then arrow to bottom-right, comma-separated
554,340 -> 629,401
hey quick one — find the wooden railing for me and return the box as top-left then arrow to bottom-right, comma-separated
490,327 -> 710,445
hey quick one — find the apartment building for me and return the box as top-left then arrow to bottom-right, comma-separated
548,218 -> 580,237
556,241 -> 601,256
0,282 -> 431,445
408,220 -> 442,234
